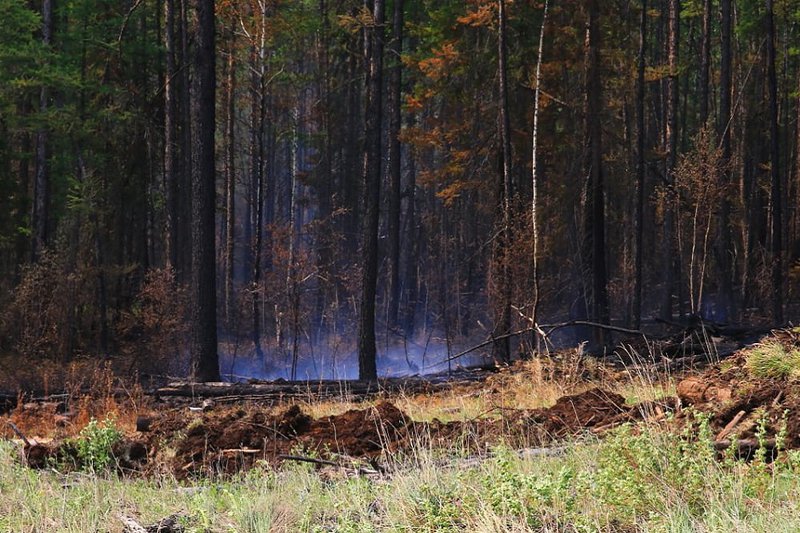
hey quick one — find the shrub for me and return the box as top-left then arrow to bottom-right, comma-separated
0,249 -> 93,359
72,416 -> 122,471
116,267 -> 189,376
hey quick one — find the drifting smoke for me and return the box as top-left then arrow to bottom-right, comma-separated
219,335 -> 492,382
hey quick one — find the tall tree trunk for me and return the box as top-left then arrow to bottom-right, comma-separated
32,0 -> 54,262
583,0 -> 609,349
661,0 -> 679,320
492,0 -> 513,363
315,0 -> 333,336
699,0 -> 711,125
531,0 -> 549,330
386,0 -> 404,331
717,0 -> 734,320
164,0 -> 179,271
794,71 -> 800,261
190,0 -> 220,381
250,7 -> 268,360
402,114 -> 418,338
287,105 -> 300,379
224,28 -> 236,327
766,0 -> 783,323
177,0 -> 193,283
357,0 -> 385,381
633,0 -> 647,329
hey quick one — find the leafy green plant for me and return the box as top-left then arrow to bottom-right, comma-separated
72,416 -> 122,471
412,480 -> 471,532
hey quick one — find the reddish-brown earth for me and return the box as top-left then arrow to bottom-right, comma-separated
17,387 -> 655,477
15,329 -> 800,477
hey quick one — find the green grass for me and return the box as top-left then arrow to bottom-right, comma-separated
745,341 -> 800,380
4,420 -> 800,532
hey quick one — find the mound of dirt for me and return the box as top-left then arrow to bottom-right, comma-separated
674,332 -> 800,450
676,376 -> 733,405
529,388 -> 629,435
165,401 -> 416,476
16,386 -> 672,477
299,401 -> 409,456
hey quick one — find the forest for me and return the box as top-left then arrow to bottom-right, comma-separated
7,1 -> 800,530
1,0 -> 799,383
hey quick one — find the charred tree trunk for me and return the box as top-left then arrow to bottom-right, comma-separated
766,0 -> 783,323
583,0 -> 609,349
173,0 -> 192,284
315,0 -> 333,336
717,0 -> 734,320
190,0 -> 220,381
492,0 -> 513,363
288,105 -> 300,380
661,0 -> 680,320
164,0 -> 179,272
633,0 -> 647,329
31,0 -> 53,262
386,0 -> 404,331
699,0 -> 711,125
224,28 -> 236,327
357,0 -> 385,381
177,0 -> 193,283
794,71 -> 800,261
250,8 -> 268,360
531,0 -> 549,331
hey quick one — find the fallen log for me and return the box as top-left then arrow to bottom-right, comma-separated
119,513 -> 185,533
713,437 -> 777,455
150,375 -> 483,401
118,514 -> 148,533
665,346 -> 739,370
221,448 -> 261,456
445,446 -> 569,470
426,321 -> 648,370
278,454 -> 382,476
715,411 -> 747,441
278,454 -> 342,468
5,421 -> 31,447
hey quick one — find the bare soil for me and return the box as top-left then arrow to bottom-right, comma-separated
15,386 -> 655,477
12,329 -> 800,477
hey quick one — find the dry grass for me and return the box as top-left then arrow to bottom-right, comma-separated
1,346 -> 676,447
302,348 -> 676,424
5,344 -> 800,531
1,363 -> 145,443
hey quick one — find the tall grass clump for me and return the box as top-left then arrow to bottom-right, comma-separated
745,341 -> 800,379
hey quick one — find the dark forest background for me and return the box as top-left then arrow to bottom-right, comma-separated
1,0 -> 800,381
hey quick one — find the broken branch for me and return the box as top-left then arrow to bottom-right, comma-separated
5,421 -> 31,447
427,320 -> 646,368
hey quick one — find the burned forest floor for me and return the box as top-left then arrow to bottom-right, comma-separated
5,329 -> 800,531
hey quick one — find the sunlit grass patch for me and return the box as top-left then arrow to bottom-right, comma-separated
745,341 -> 800,380
5,415 -> 800,532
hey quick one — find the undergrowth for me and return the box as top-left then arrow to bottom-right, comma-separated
3,420 -> 800,532
70,416 -> 122,471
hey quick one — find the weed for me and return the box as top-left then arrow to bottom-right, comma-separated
71,416 -> 122,471
4,422 -> 800,531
